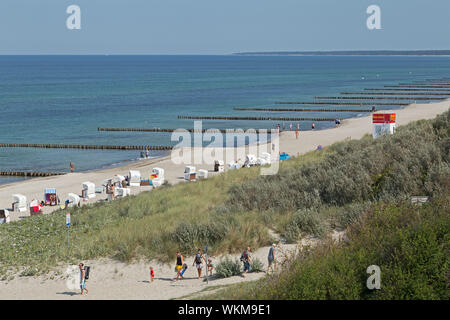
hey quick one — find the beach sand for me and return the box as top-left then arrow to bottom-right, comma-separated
0,99 -> 448,299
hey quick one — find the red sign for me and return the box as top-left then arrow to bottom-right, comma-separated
373,113 -> 396,124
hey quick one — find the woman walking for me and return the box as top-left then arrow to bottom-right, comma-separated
175,251 -> 184,281
192,248 -> 205,280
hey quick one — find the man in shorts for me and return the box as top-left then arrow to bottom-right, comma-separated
79,263 -> 89,295
240,247 -> 252,278
267,244 -> 277,274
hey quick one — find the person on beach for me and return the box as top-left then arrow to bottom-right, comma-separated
289,123 -> 293,131
296,122 -> 300,130
79,263 -> 89,295
145,148 -> 150,159
295,128 -> 299,140
207,258 -> 214,276
150,266 -> 155,282
193,248 -> 205,280
240,247 -> 252,278
267,244 -> 277,274
70,162 -> 75,173
311,123 -> 315,130
110,184 -> 115,200
175,251 -> 184,281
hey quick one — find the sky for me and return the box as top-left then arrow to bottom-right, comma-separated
0,0 -> 449,54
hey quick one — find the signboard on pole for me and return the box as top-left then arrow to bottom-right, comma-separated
66,212 -> 71,227
372,113 -> 396,139
66,212 -> 71,251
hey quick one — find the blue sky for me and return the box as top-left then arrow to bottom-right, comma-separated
0,0 -> 449,54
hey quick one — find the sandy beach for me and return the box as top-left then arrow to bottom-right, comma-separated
0,99 -> 448,299
2,100 -> 449,223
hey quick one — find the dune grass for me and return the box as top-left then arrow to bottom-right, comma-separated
0,146 -> 325,276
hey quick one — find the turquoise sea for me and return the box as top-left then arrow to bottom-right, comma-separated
1,55 -> 450,184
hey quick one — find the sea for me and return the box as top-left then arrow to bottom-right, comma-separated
1,55 -> 450,185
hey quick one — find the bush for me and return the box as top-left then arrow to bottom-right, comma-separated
215,257 -> 242,278
333,202 -> 372,229
250,257 -> 264,273
206,197 -> 450,300
227,111 -> 450,213
283,209 -> 327,242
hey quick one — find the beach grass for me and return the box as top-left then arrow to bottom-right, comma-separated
0,145 -> 326,275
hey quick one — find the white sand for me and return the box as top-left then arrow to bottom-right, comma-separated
0,100 -> 448,299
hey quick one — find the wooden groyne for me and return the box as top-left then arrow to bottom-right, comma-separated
340,92 -> 450,96
97,127 -> 273,134
385,85 -> 450,89
0,171 -> 65,177
177,115 -> 337,121
364,88 -> 450,92
0,143 -> 173,151
233,107 -> 372,113
400,82 -> 450,85
314,96 -> 446,101
275,101 -> 409,106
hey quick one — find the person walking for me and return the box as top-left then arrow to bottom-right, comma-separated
207,258 -> 214,276
149,266 -> 155,282
311,122 -> 315,130
240,247 -> 252,278
267,244 -> 277,274
295,128 -> 299,140
175,251 -> 184,281
289,123 -> 293,131
79,263 -> 89,295
70,162 -> 75,173
193,248 -> 205,280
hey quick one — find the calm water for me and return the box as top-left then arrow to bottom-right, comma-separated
1,55 -> 450,184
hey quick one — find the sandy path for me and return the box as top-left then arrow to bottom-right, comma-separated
0,242 -> 299,300
0,229 -> 346,300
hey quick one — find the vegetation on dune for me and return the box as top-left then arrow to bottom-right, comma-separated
227,111 -> 449,237
204,197 -> 450,300
0,110 -> 448,285
0,145 -> 324,276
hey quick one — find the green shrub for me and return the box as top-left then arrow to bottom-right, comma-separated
215,257 -> 242,278
205,197 -> 450,300
227,111 -> 449,213
283,209 -> 327,242
333,202 -> 372,229
250,257 -> 264,273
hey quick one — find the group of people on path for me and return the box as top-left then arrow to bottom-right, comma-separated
75,244 -> 279,296
174,244 -> 278,281
240,244 -> 277,278
174,249 -> 214,281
